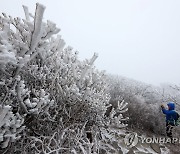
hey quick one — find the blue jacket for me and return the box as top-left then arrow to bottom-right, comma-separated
162,102 -> 178,125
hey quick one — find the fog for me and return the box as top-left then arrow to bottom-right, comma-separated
1,0 -> 180,85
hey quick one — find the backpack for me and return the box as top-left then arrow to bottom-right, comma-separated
175,112 -> 180,126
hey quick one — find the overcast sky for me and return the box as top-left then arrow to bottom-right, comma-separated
1,0 -> 180,86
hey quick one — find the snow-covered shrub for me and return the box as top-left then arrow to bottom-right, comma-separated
0,3 -> 128,153
0,105 -> 24,149
96,100 -> 128,154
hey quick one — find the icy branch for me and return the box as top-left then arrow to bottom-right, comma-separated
28,3 -> 45,53
23,5 -> 30,21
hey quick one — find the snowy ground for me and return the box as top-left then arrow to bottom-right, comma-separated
107,127 -> 175,154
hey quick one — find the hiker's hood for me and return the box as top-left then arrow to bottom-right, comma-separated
167,102 -> 175,110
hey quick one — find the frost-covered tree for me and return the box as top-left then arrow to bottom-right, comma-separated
0,3 -> 128,153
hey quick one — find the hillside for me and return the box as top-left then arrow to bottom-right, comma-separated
1,3 -> 180,154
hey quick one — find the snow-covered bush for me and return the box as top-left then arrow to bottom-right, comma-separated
0,3 -> 128,153
96,100 -> 128,153
0,105 -> 25,149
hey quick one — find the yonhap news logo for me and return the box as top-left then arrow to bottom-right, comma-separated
124,132 -> 180,147
124,132 -> 138,148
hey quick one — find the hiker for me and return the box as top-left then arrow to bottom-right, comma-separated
161,102 -> 179,138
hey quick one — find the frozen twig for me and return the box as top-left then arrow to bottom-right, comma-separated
28,3 -> 45,54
